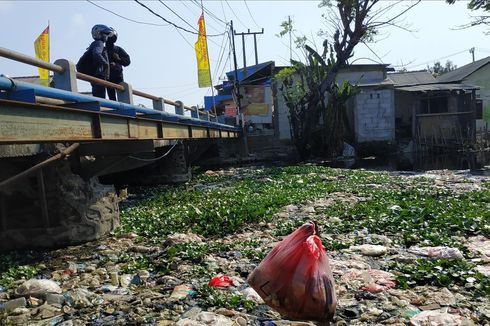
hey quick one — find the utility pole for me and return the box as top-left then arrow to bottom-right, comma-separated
230,20 -> 248,155
230,20 -> 242,118
469,47 -> 475,62
288,16 -> 292,62
233,28 -> 264,76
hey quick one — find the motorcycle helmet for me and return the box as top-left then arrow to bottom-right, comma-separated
91,24 -> 113,41
107,28 -> 118,44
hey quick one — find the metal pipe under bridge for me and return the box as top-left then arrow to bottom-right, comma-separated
0,47 -> 243,250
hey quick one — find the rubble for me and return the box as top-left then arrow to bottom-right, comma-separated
0,166 -> 489,325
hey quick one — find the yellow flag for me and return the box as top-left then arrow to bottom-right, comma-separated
34,25 -> 49,86
195,15 -> 211,88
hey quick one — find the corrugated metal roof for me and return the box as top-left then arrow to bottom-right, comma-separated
436,56 -> 490,83
352,78 -> 394,87
396,83 -> 479,92
388,71 -> 436,86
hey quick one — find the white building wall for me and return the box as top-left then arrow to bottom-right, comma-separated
355,88 -> 395,142
462,66 -> 490,131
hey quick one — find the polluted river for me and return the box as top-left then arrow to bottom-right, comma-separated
0,164 -> 489,325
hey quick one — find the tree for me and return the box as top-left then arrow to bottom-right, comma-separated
427,60 -> 457,77
447,0 -> 490,29
276,0 -> 420,159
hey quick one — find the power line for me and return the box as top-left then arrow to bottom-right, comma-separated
220,1 -> 228,25
224,0 -> 247,28
192,0 -> 227,25
134,0 -> 225,37
406,49 -> 472,69
188,0 -> 228,36
86,0 -> 170,26
158,0 -> 198,32
243,0 -> 260,29
213,31 -> 230,80
156,0 -> 221,48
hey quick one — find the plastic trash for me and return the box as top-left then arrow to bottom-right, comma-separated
407,246 -> 463,260
169,284 -> 194,301
247,221 -> 336,322
409,310 -> 465,326
341,269 -> 396,293
350,244 -> 388,256
14,279 -> 62,297
208,275 -> 234,288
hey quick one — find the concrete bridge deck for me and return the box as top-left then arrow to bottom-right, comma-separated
0,47 -> 241,250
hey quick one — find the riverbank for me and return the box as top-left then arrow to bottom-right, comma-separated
1,165 -> 489,325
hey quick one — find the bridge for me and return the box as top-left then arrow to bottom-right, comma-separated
0,47 -> 242,250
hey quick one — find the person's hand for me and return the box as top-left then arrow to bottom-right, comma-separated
112,53 -> 120,61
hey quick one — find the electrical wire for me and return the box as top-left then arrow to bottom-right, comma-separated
406,49 -> 473,70
134,0 -> 225,37
128,141 -> 180,162
158,0 -> 198,32
188,0 -> 228,36
243,0 -> 260,29
86,0 -> 170,26
192,0 -> 228,25
174,26 -> 195,49
212,31 -> 230,79
224,0 -> 247,28
220,0 -> 228,25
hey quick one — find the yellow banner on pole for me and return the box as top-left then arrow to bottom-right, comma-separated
34,25 -> 49,86
195,15 -> 211,88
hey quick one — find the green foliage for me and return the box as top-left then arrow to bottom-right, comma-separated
427,60 -> 457,76
390,259 -> 490,297
195,285 -> 257,311
119,166 -> 345,242
447,0 -> 490,11
0,258 -> 41,290
120,166 -> 489,250
277,18 -> 293,38
117,253 -> 153,274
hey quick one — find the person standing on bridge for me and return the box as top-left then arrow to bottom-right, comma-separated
76,24 -> 113,98
106,28 -> 131,101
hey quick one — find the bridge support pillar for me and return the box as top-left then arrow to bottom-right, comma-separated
53,59 -> 78,92
191,106 -> 199,119
117,82 -> 134,105
175,101 -> 184,116
0,157 -> 119,250
153,97 -> 165,111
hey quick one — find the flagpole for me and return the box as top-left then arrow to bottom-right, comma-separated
48,20 -> 50,63
200,1 -> 217,120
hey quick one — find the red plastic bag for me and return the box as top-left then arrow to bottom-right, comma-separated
208,275 -> 234,288
247,221 -> 336,322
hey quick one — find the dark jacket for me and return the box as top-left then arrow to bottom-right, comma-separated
106,44 -> 131,82
90,40 -> 109,79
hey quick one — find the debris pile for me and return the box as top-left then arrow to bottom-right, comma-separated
0,166 -> 488,325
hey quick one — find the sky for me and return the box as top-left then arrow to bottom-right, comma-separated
0,0 -> 488,109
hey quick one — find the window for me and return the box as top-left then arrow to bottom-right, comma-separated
420,96 -> 448,114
